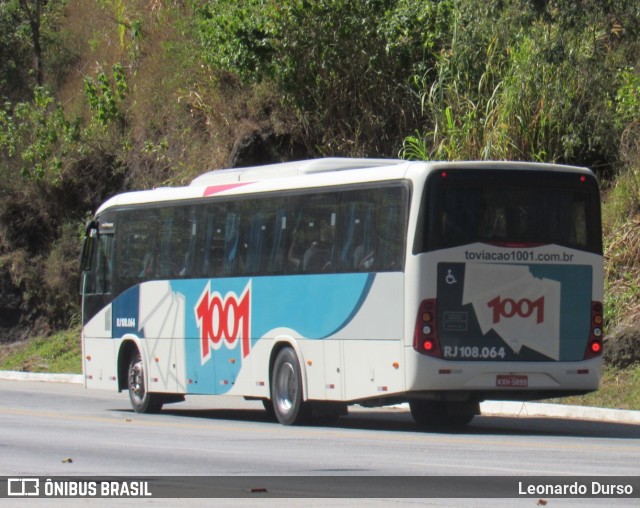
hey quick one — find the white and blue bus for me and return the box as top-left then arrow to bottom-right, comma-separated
80,158 -> 603,426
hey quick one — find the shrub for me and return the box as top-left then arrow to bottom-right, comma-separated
403,0 -> 639,168
195,0 -> 454,156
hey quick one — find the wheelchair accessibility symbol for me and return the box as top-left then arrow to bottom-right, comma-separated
445,269 -> 457,285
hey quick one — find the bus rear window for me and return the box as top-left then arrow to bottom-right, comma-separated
417,169 -> 602,254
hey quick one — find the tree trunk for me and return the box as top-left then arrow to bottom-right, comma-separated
20,0 -> 43,86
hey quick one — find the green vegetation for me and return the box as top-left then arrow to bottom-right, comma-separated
0,328 -> 81,374
553,366 -> 640,410
0,0 -> 640,409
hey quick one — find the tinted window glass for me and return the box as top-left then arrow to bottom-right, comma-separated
108,182 -> 410,295
418,170 -> 601,253
115,208 -> 160,292
83,219 -> 114,295
288,193 -> 338,273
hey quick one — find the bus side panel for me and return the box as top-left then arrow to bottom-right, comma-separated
82,271 -> 405,401
343,341 -> 405,401
338,273 -> 405,401
83,305 -> 118,390
138,281 -> 185,393
245,335 -> 328,400
173,277 -> 252,395
170,272 -> 404,402
249,337 -> 272,399
322,339 -> 344,400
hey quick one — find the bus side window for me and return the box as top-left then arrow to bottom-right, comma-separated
335,186 -> 407,272
375,186 -> 408,271
83,228 -> 114,295
223,212 -> 241,275
288,194 -> 337,273
241,200 -> 264,275
242,198 -> 288,276
201,204 -> 227,278
268,207 -> 288,274
336,190 -> 375,272
157,206 -> 197,278
182,209 -> 199,277
95,234 -> 114,293
114,209 -> 160,292
353,206 -> 375,270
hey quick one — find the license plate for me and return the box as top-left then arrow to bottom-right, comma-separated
496,375 -> 528,387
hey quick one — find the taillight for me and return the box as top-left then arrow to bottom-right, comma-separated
584,301 -> 603,359
414,299 -> 442,357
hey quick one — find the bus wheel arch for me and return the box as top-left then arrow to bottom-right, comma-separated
269,342 -> 310,425
117,339 -> 163,414
268,339 -> 309,398
117,340 -> 138,392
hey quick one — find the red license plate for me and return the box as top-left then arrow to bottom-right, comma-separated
496,375 -> 528,387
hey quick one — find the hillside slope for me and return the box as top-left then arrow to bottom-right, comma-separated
0,0 -> 639,348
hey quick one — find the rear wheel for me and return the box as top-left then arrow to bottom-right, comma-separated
409,400 -> 475,428
127,351 -> 163,413
271,347 -> 309,425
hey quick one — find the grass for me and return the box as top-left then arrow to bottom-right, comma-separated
552,366 -> 640,411
0,327 -> 82,374
0,328 -> 638,411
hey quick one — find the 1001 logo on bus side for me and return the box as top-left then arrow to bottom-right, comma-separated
195,281 -> 252,364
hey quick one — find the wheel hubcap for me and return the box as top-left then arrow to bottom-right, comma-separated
275,362 -> 297,414
129,360 -> 144,402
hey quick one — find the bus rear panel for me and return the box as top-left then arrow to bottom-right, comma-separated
408,166 -> 603,403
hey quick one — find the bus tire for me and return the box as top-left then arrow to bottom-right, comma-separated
271,347 -> 309,425
409,400 -> 474,428
127,351 -> 163,413
262,399 -> 276,421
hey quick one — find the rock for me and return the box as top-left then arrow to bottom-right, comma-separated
604,324 -> 640,368
226,128 -> 308,169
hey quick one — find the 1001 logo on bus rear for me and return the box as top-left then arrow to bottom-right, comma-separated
487,296 -> 544,324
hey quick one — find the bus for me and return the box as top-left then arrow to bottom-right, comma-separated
80,158 -> 603,426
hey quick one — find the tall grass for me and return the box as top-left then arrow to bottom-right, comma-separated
401,2 -> 622,166
0,328 -> 81,374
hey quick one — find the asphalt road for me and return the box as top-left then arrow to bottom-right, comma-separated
1,379 -> 639,507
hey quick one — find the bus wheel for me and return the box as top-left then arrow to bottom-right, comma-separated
409,400 -> 474,428
127,351 -> 163,414
271,347 -> 309,425
262,399 -> 276,421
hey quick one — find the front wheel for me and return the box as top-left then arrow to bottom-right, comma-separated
127,351 -> 163,413
271,347 -> 309,425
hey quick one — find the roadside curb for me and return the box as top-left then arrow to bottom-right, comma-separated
1,371 -> 639,425
480,400 -> 640,425
0,370 -> 83,384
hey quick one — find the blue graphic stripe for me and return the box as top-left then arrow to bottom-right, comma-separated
320,273 -> 376,338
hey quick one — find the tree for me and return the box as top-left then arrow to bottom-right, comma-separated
0,0 -> 30,100
19,0 -> 44,86
0,0 -> 63,99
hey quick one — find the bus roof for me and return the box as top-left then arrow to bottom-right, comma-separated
190,157 -> 406,185
95,159 -> 592,215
